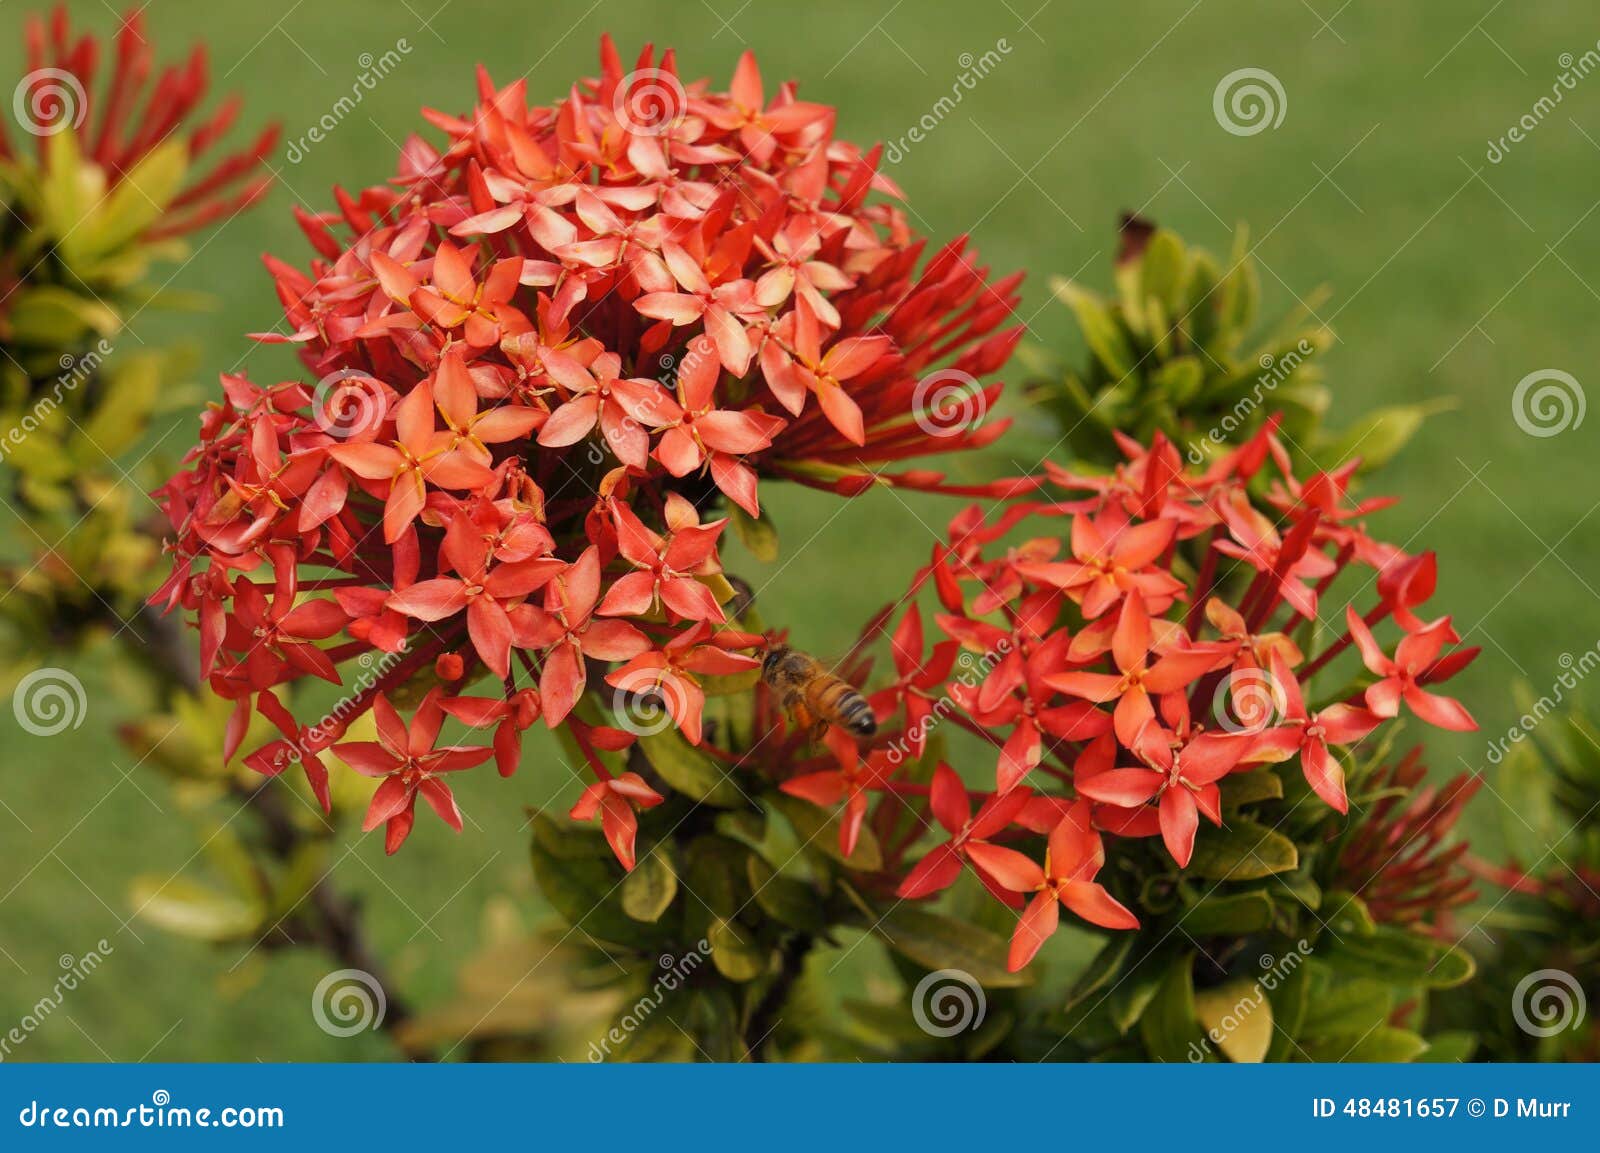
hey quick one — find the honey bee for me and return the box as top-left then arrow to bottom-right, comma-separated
761,646 -> 877,738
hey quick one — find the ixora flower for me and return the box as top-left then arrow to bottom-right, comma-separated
152,39 -> 1023,853
769,422 -> 1479,969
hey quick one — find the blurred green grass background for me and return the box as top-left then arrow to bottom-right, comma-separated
2,0 -> 1597,1060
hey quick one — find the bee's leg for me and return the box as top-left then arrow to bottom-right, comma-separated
790,701 -> 816,738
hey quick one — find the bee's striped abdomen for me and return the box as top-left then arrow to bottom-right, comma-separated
813,677 -> 877,737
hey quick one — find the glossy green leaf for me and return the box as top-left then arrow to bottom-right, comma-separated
728,502 -> 779,563
770,793 -> 882,872
620,850 -> 677,923
1187,818 -> 1299,881
872,906 -> 1029,988
128,875 -> 262,942
1193,978 -> 1273,1063
1051,276 -> 1134,381
1322,926 -> 1476,988
708,917 -> 767,982
1138,952 -> 1204,1062
1180,889 -> 1275,936
638,727 -> 744,807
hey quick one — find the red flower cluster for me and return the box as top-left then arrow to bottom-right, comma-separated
1334,749 -> 1481,934
151,40 -> 1022,852
1,5 -> 277,238
774,425 -> 1480,970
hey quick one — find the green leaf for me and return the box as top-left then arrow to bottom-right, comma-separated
746,855 -> 827,935
1321,925 -> 1476,988
1220,769 -> 1283,807
620,850 -> 677,923
1264,956 -> 1311,1062
1187,818 -> 1299,881
638,727 -> 744,807
1140,229 -> 1187,310
1320,404 -> 1430,474
1151,356 -> 1204,407
1051,276 -> 1134,382
872,906 -> 1030,988
64,139 -> 188,266
1303,1027 -> 1427,1063
1193,978 -> 1273,1063
1416,1030 -> 1477,1062
74,353 -> 160,460
1138,952 -> 1204,1062
5,286 -> 121,346
128,876 -> 262,942
770,793 -> 882,872
1300,977 -> 1393,1037
1321,890 -> 1377,936
708,917 -> 767,982
529,816 -> 654,945
1218,225 -> 1259,336
1063,933 -> 1134,1013
1180,890 -> 1275,936
728,502 -> 779,563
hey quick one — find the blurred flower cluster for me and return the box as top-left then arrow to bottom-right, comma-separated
0,5 -> 275,654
